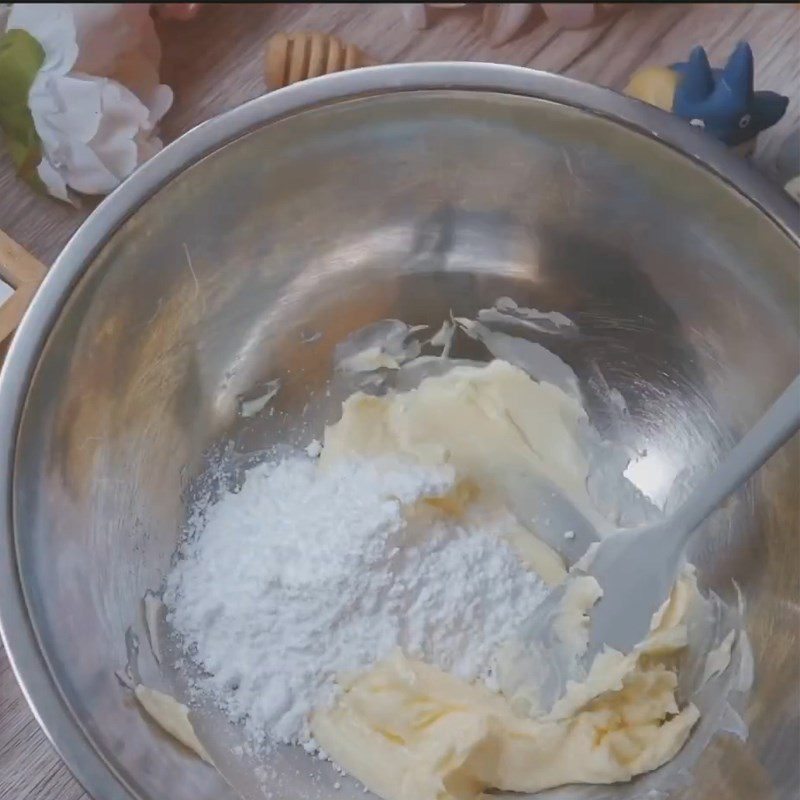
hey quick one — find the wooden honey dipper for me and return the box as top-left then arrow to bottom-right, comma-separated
264,31 -> 377,90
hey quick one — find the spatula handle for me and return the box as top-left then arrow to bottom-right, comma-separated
672,376 -> 800,543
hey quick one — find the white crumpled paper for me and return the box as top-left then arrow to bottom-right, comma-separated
6,4 -> 173,200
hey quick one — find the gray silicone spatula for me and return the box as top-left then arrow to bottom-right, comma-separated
586,375 -> 800,658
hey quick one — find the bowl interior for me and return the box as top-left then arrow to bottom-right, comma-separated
11,90 -> 800,799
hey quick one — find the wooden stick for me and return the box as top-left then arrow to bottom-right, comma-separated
0,229 -> 47,344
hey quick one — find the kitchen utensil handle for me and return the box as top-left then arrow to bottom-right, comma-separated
671,375 -> 800,545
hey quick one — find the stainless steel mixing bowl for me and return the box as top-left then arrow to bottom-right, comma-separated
0,64 -> 797,800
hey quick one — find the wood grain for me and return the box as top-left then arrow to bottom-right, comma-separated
0,4 -> 797,799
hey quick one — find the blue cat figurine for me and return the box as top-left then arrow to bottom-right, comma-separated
626,42 -> 788,153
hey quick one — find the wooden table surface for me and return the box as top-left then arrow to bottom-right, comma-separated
1,4 -> 798,799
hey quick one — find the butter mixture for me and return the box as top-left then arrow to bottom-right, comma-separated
164,453 -> 551,745
310,360 -> 700,798
158,354 -> 730,799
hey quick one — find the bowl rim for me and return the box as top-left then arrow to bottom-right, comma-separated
0,61 -> 797,800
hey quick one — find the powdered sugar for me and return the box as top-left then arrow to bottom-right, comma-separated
164,455 -> 548,747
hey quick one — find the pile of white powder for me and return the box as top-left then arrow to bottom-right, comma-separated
164,454 -> 549,746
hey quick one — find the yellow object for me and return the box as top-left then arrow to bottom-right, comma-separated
312,571 -> 699,800
314,360 -> 701,799
320,360 -> 599,583
264,31 -> 375,90
625,65 -> 680,112
321,360 -> 594,520
134,685 -> 212,763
